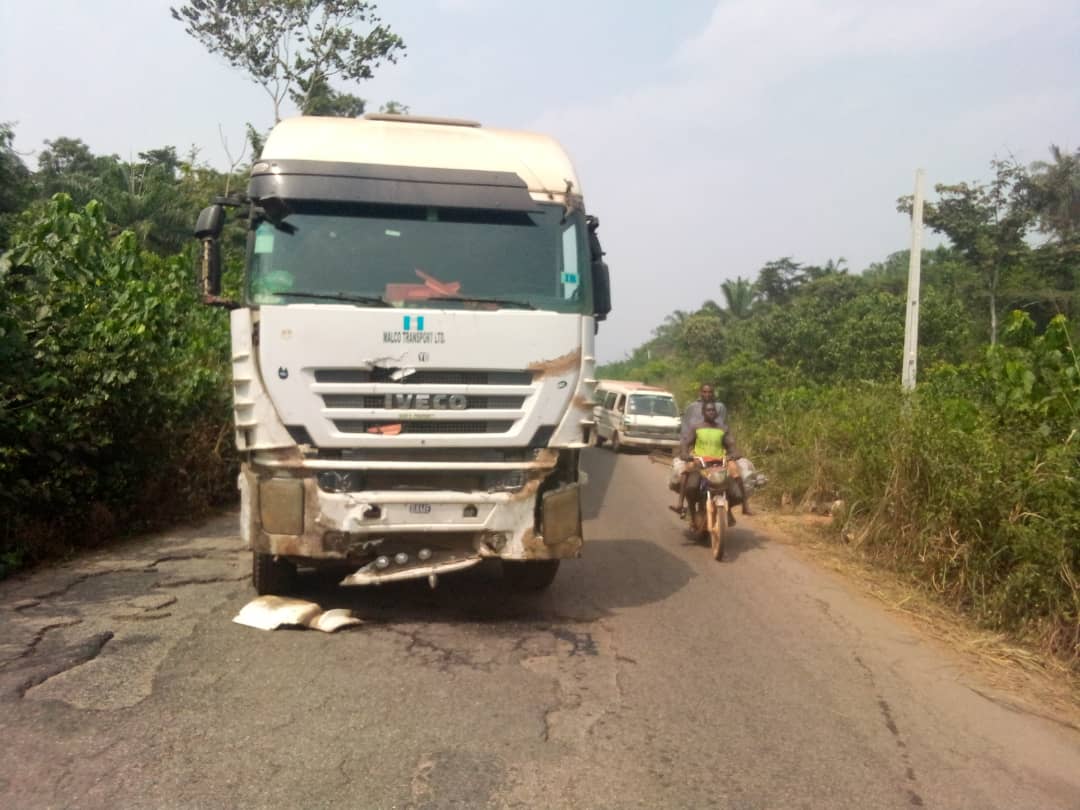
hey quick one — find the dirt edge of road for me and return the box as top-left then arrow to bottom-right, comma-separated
750,509 -> 1080,731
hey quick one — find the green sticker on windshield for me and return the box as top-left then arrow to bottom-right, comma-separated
562,272 -> 578,284
254,231 -> 274,254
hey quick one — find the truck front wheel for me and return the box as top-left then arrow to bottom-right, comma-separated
503,559 -> 560,591
252,553 -> 298,596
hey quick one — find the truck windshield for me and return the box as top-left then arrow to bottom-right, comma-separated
246,201 -> 591,313
627,394 -> 678,417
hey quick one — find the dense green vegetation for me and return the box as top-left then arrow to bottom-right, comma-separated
0,1 -> 407,577
602,149 -> 1080,664
0,139 -> 240,577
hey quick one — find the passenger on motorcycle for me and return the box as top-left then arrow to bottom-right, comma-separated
669,402 -> 753,525
679,384 -> 728,449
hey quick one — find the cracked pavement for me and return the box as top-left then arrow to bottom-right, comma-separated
1,451 -> 1079,809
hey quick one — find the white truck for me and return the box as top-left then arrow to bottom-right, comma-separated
193,114 -> 611,594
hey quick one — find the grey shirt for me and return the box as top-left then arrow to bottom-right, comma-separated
680,398 -> 728,444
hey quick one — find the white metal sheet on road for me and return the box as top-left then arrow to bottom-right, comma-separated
1,449 -> 1078,809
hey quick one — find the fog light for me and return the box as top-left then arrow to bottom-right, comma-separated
374,556 -> 390,569
394,552 -> 409,565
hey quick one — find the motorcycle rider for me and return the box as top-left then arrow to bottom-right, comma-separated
671,384 -> 726,517
672,402 -> 752,526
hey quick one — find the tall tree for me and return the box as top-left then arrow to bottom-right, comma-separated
290,72 -> 366,117
754,257 -> 804,306
34,139 -> 199,255
0,124 -> 33,249
650,310 -> 690,355
36,138 -> 124,210
1025,145 -> 1080,322
900,159 -> 1033,344
171,0 -> 406,123
1026,144 -> 1080,247
719,276 -> 755,319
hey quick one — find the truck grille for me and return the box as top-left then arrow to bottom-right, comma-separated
312,366 -> 534,439
322,394 -> 526,410
333,420 -> 515,435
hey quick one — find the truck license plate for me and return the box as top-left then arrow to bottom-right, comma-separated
408,504 -> 432,514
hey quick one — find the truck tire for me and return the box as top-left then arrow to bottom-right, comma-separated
503,559 -> 560,591
252,553 -> 298,596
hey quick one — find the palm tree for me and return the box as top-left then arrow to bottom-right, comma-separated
720,277 -> 755,319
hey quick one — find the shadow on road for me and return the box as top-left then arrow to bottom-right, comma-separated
291,534 -> 693,626
676,521 -> 765,563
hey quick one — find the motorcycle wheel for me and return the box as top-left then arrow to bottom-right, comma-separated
706,496 -> 726,561
689,497 -> 707,536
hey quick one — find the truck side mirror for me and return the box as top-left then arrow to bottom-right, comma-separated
195,204 -> 225,239
194,205 -> 235,307
585,216 -> 611,322
592,260 -> 611,322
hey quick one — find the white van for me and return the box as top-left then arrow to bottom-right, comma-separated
593,381 -> 681,451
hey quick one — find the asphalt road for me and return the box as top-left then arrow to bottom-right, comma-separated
2,449 -> 1079,810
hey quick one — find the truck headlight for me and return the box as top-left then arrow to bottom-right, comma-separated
486,470 -> 525,492
317,471 -> 364,493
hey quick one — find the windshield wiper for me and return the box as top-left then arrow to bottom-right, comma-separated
426,296 -> 537,310
278,291 -> 392,307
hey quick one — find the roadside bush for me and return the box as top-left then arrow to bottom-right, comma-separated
738,313 -> 1080,662
0,195 -> 234,576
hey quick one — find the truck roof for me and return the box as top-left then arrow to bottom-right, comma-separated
260,114 -> 582,199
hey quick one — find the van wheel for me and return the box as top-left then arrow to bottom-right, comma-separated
610,431 -> 622,452
252,553 -> 297,596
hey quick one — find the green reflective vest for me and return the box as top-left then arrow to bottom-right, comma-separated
693,426 -> 726,459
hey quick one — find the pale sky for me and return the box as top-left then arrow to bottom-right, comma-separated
2,0 -> 1078,361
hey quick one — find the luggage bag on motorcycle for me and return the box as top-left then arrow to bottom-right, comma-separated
668,457 -> 689,493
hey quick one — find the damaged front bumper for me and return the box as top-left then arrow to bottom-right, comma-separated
239,460 -> 583,586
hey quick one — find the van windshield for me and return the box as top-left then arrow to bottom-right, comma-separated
627,394 -> 678,417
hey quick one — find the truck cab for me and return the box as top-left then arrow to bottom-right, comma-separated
194,114 -> 611,594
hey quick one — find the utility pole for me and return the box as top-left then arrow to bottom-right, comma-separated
902,169 -> 925,391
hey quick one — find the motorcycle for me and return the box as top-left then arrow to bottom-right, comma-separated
686,458 -> 731,560
671,456 -> 766,561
